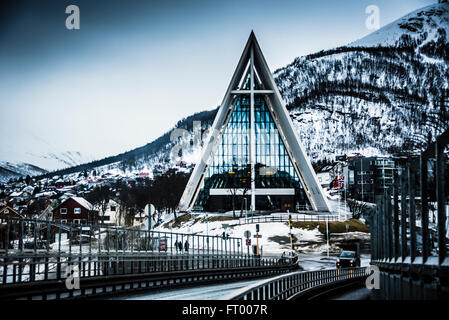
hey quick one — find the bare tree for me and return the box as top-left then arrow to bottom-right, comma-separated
346,198 -> 368,219
87,186 -> 111,221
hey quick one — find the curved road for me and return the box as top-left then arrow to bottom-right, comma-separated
112,254 -> 371,300
113,279 -> 263,300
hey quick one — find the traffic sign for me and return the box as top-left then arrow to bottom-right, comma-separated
244,230 -> 251,239
246,239 -> 251,246
253,234 -> 262,238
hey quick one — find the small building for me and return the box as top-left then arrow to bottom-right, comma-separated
315,165 -> 334,188
52,197 -> 97,224
0,205 -> 23,219
347,156 -> 397,203
99,199 -> 123,226
0,205 -> 24,249
9,191 -> 31,203
55,179 -> 65,189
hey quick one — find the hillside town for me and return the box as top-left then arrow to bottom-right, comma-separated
0,166 -> 190,228
0,153 -> 405,229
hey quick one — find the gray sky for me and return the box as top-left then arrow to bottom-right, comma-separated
0,0 -> 436,170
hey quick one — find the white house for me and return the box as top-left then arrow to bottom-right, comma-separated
99,199 -> 124,226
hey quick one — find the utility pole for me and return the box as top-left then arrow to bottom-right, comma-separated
244,198 -> 248,224
206,213 -> 209,236
326,218 -> 330,258
256,224 -> 260,256
361,158 -> 364,202
249,46 -> 256,213
206,213 -> 209,252
289,214 -> 295,250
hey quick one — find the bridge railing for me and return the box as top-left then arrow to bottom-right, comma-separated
224,267 -> 368,300
371,128 -> 448,264
0,252 -> 287,285
370,128 -> 449,299
1,216 -> 288,286
0,216 -> 243,257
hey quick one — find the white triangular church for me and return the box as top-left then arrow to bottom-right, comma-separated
179,32 -> 330,213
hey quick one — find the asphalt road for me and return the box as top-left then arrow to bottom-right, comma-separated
112,279 -> 263,300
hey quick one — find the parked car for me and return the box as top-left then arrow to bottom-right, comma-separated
336,251 -> 360,268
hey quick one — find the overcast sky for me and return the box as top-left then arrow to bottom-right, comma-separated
0,0 -> 436,170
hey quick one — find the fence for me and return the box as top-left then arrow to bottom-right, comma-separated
0,252 -> 286,286
370,128 -> 449,299
225,267 -> 368,300
0,216 -> 242,257
0,216 -> 250,286
236,214 -> 340,226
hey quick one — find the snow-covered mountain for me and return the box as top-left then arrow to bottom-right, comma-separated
275,2 -> 449,160
39,2 -> 449,179
39,151 -> 96,169
349,3 -> 449,47
0,161 -> 48,183
0,149 -> 94,183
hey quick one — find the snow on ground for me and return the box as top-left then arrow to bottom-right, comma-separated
155,213 -> 323,256
155,209 -> 370,257
349,3 -> 449,48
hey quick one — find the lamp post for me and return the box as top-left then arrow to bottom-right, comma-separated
244,198 -> 248,223
206,213 -> 209,254
326,218 -> 330,258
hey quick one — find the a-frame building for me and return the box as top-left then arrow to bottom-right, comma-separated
179,32 -> 331,213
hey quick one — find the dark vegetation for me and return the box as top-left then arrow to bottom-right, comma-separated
291,219 -> 370,234
86,169 -> 190,225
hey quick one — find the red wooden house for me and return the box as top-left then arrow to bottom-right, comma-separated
52,197 -> 97,224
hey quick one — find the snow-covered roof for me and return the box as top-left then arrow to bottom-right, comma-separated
35,191 -> 56,198
23,186 -> 34,193
71,197 -> 94,210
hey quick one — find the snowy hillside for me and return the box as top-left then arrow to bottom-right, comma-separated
0,150 -> 94,183
0,161 -> 47,183
350,3 -> 449,48
38,2 -> 449,180
39,151 -> 96,169
274,1 -> 449,160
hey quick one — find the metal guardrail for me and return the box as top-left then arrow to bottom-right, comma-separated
236,214 -> 340,226
2,264 -> 298,300
370,128 -> 449,299
224,267 -> 368,300
0,216 -> 242,257
0,252 -> 285,286
0,217 -> 303,299
0,254 -> 299,300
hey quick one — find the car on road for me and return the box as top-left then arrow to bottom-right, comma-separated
436,242 -> 449,254
336,251 -> 360,268
279,251 -> 298,264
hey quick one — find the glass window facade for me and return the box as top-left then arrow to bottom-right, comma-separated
194,94 -> 311,212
